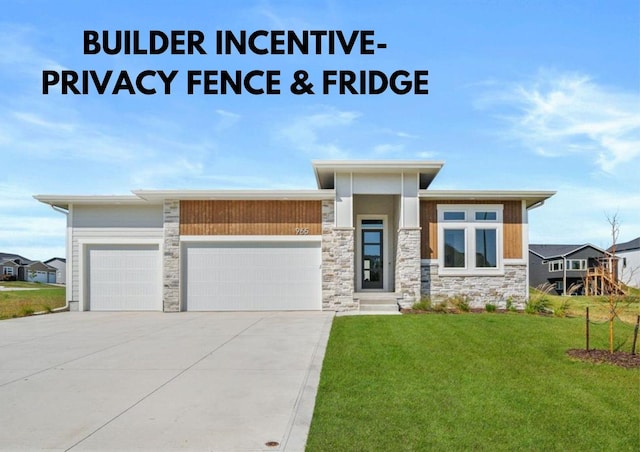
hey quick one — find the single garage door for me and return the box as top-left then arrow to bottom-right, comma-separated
184,241 -> 321,311
87,244 -> 161,311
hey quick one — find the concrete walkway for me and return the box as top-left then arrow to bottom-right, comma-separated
0,311 -> 334,451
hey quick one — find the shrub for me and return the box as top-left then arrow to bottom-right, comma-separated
1,274 -> 17,282
485,303 -> 497,313
412,297 -> 432,311
526,295 -> 552,314
554,298 -> 571,317
505,297 -> 517,312
449,295 -> 470,312
432,299 -> 451,313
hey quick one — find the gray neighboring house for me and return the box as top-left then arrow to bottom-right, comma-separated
0,252 -> 57,283
44,257 -> 66,284
610,237 -> 640,288
528,244 -> 612,295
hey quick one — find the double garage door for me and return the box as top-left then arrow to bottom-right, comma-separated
183,241 -> 321,311
85,241 -> 321,311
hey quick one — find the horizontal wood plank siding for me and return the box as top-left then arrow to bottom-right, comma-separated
180,200 -> 322,235
420,200 -> 523,260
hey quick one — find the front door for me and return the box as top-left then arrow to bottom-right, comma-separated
361,223 -> 383,289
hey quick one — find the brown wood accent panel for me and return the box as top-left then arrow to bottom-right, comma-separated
419,200 -> 523,260
180,200 -> 322,235
503,201 -> 522,259
420,201 -> 438,259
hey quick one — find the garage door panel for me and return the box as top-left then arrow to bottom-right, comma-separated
185,242 -> 321,311
87,245 -> 161,311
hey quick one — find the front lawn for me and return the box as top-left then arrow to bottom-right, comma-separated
307,314 -> 639,451
0,283 -> 66,319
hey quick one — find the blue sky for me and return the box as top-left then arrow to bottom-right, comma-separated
1,0 -> 638,260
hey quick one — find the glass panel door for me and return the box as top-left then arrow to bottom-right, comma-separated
362,228 -> 383,289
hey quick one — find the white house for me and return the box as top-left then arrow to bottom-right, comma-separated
35,160 -> 555,312
612,237 -> 640,288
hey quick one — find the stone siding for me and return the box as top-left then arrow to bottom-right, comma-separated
395,228 -> 422,309
163,200 -> 180,312
421,263 -> 528,309
321,200 -> 357,311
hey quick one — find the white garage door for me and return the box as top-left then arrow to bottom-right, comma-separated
184,241 -> 321,311
87,244 -> 161,311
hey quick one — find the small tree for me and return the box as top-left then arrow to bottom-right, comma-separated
601,212 -> 633,353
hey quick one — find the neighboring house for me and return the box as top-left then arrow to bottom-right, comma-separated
35,160 -> 555,312
529,244 -> 615,295
0,252 -> 57,283
44,257 -> 67,284
610,237 -> 640,288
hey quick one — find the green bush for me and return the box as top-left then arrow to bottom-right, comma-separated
554,298 -> 571,317
412,297 -> 432,311
449,295 -> 470,312
485,303 -> 497,312
526,294 -> 552,314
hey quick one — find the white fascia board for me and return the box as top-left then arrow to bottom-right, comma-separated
312,160 -> 445,189
132,189 -> 335,201
419,190 -> 556,208
33,195 -> 157,210
312,160 -> 445,171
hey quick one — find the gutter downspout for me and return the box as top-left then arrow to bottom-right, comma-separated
563,256 -> 567,296
49,205 -> 70,312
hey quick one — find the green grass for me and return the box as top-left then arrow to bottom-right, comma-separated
531,288 -> 640,323
307,315 -> 639,451
0,283 -> 66,319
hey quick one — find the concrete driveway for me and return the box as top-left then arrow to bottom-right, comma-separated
0,311 -> 334,451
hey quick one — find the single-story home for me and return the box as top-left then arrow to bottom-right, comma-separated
0,252 -> 57,283
44,257 -> 66,284
610,237 -> 640,288
35,160 -> 555,312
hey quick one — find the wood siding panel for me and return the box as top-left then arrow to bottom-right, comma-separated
419,200 -> 523,260
180,200 -> 322,235
420,201 -> 438,259
503,201 -> 522,259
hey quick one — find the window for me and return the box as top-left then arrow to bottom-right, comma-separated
2,266 -> 13,276
555,281 -> 563,292
549,260 -> 563,272
444,229 -> 465,267
567,259 -> 586,271
438,205 -> 503,274
443,211 -> 465,221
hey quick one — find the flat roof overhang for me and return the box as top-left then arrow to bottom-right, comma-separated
35,190 -> 336,210
419,190 -> 556,209
132,189 -> 335,201
312,160 -> 445,190
33,195 -> 155,210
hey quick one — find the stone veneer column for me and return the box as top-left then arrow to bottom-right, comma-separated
395,228 -> 422,308
163,200 -> 180,312
321,200 -> 357,311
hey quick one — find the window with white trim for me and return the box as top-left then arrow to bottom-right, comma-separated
548,260 -> 563,272
438,205 -> 503,274
2,266 -> 14,276
567,259 -> 586,271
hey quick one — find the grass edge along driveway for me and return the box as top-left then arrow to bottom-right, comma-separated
307,314 -> 639,451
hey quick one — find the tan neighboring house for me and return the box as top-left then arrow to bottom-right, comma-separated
0,253 -> 57,283
35,160 -> 555,312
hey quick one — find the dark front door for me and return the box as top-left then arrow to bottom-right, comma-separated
362,228 -> 383,289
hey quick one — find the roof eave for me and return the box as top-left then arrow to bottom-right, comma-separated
418,190 -> 556,208
132,189 -> 336,201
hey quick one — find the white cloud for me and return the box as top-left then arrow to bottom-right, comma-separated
373,143 -> 404,155
478,69 -> 640,173
278,107 -> 361,158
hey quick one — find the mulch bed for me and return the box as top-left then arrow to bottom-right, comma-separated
566,349 -> 640,368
